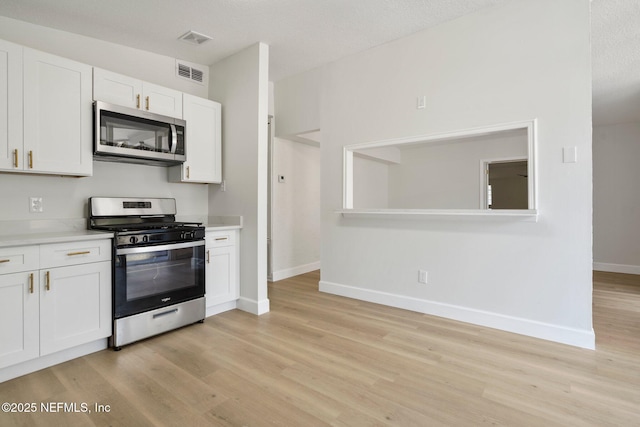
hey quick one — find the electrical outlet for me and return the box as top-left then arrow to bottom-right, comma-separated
418,269 -> 428,284
29,197 -> 43,213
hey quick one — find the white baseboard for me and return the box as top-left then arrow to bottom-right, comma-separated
206,300 -> 237,317
237,296 -> 270,315
319,280 -> 595,350
0,339 -> 108,383
593,262 -> 640,275
270,261 -> 321,282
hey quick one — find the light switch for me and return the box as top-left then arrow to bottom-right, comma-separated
563,146 -> 577,163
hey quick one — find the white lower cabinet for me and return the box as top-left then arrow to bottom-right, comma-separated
39,261 -> 111,356
0,271 -> 39,369
205,230 -> 239,314
0,239 -> 112,371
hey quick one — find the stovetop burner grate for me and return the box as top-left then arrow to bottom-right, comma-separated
92,222 -> 203,232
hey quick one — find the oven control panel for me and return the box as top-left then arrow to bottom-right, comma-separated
116,228 -> 205,247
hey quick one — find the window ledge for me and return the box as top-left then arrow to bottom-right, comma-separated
337,209 -> 539,221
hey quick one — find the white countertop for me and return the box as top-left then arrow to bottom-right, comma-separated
204,223 -> 242,231
0,216 -> 242,248
179,215 -> 243,231
0,230 -> 114,248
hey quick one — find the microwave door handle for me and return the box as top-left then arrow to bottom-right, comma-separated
169,124 -> 177,154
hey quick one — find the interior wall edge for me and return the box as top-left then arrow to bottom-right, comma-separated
270,261 -> 321,282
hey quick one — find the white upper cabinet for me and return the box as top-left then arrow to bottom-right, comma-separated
0,41 -> 92,176
92,68 -> 141,110
93,68 -> 183,119
169,93 -> 221,183
0,39 -> 22,172
142,81 -> 184,119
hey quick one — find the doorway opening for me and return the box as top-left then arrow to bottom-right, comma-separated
482,159 -> 528,209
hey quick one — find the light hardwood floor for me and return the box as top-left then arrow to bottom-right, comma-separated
1,270 -> 639,426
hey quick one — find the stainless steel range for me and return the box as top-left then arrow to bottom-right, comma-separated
88,197 -> 205,349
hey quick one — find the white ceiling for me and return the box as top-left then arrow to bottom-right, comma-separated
0,0 -> 637,126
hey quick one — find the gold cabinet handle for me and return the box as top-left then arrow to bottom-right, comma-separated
136,94 -> 141,109
28,151 -> 33,169
215,237 -> 228,241
206,250 -> 210,264
13,149 -> 18,168
67,251 -> 91,256
29,273 -> 34,294
145,96 -> 149,110
186,166 -> 190,179
0,259 -> 10,264
45,271 -> 50,291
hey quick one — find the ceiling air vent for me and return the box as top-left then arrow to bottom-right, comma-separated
176,60 -> 206,85
178,30 -> 212,46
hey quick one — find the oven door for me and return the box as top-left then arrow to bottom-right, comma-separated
114,240 -> 205,318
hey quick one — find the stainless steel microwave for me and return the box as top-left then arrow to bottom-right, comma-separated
94,101 -> 186,166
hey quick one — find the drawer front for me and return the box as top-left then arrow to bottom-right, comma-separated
40,240 -> 111,268
206,231 -> 236,248
0,246 -> 39,275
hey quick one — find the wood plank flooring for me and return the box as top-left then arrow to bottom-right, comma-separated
1,270 -> 639,426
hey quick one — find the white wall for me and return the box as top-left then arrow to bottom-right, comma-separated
0,16 -> 208,98
0,162 -> 208,221
274,67 -> 322,138
270,138 -> 321,280
0,18 -> 209,224
353,156 -> 389,209
319,0 -> 593,348
272,67 -> 323,280
208,43 -> 270,315
593,122 -> 640,274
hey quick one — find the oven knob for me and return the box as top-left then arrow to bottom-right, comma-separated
188,231 -> 195,239
142,235 -> 148,243
129,236 -> 138,244
180,231 -> 186,240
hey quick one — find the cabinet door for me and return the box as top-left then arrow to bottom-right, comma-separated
39,261 -> 111,356
93,68 -> 142,109
206,245 -> 238,307
0,272 -> 39,369
0,40 -> 23,171
174,94 -> 221,183
142,82 -> 182,118
23,49 -> 93,176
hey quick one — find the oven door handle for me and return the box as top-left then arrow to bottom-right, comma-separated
116,240 -> 204,255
